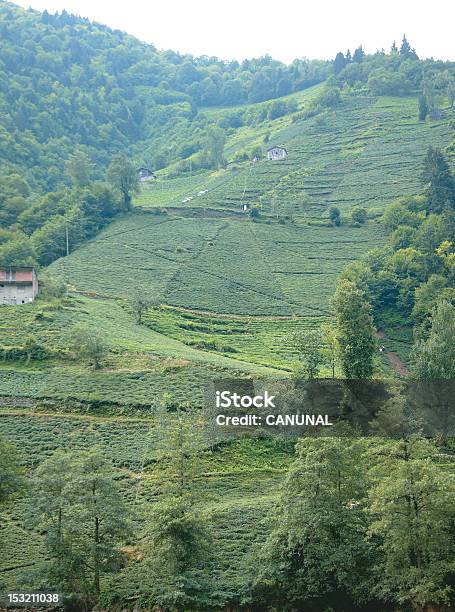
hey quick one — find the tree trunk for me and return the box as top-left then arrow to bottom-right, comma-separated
94,515 -> 100,594
93,479 -> 100,595
57,507 -> 62,545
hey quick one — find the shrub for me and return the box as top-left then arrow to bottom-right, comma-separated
351,207 -> 368,224
329,206 -> 341,226
250,206 -> 260,219
318,86 -> 341,108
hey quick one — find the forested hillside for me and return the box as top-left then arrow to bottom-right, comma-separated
1,3 -> 455,611
1,0 -> 455,274
0,0 -> 329,189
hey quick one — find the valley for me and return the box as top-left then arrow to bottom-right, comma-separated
1,5 -> 455,608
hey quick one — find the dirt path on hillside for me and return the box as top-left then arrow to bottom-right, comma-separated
377,330 -> 409,377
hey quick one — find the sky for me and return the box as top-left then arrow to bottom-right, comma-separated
13,0 -> 455,63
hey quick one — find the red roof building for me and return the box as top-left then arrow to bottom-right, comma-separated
0,267 -> 39,305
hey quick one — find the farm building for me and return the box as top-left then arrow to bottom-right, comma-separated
267,146 -> 288,161
0,267 -> 39,305
137,167 -> 156,182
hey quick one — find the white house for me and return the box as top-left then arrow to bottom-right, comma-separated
137,167 -> 156,182
267,146 -> 288,161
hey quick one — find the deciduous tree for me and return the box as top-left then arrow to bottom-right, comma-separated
329,205 -> 341,226
72,325 -> 108,369
132,407 -> 216,609
0,436 -> 23,503
332,280 -> 376,378
65,150 -> 94,187
251,438 -> 373,607
107,154 -> 140,211
368,437 -> 455,609
288,329 -> 325,380
29,450 -> 130,605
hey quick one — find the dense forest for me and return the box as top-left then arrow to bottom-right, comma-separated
0,1 -> 329,189
343,147 -> 455,336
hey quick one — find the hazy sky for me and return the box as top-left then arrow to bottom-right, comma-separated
13,0 -> 455,62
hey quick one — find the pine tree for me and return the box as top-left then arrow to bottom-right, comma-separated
421,147 -> 455,213
352,46 -> 365,63
399,34 -> 412,58
333,51 -> 346,75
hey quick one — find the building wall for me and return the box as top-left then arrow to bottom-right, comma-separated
268,148 -> 287,160
0,270 -> 33,282
0,283 -> 36,305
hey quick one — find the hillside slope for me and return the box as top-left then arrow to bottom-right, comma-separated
44,89 -> 455,370
2,8 -> 455,608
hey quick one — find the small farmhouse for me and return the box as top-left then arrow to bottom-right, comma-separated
0,267 -> 39,305
267,146 -> 288,161
137,167 -> 156,182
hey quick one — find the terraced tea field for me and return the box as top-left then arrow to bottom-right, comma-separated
0,405 -> 293,597
50,216 -> 384,317
57,91 -> 449,374
2,89 -> 450,390
6,90 -> 455,385
138,94 -> 454,220
143,306 -> 332,370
